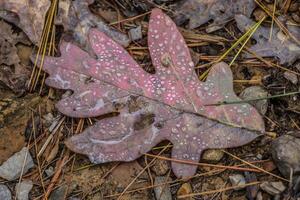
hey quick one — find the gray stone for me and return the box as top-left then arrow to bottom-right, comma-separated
260,181 -> 286,195
272,134 -> 300,178
0,184 -> 11,200
128,26 -> 142,41
154,176 -> 172,200
239,86 -> 268,115
45,166 -> 54,177
229,174 -> 246,190
256,191 -> 263,200
284,71 -> 298,84
0,147 -> 35,180
16,180 -> 33,200
49,185 -> 67,200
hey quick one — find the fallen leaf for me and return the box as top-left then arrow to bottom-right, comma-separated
56,0 -> 130,51
235,14 -> 300,65
0,20 -> 30,93
37,9 -> 264,178
0,0 -> 50,44
174,0 -> 255,32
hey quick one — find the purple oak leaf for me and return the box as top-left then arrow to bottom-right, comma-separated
37,9 -> 265,178
235,14 -> 300,65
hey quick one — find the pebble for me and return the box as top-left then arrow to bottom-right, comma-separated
271,134 -> 300,178
15,180 -> 33,200
151,158 -> 170,176
256,191 -> 263,200
239,86 -> 268,115
128,26 -> 142,41
45,166 -> 55,177
0,185 -> 11,200
202,149 -> 224,162
245,172 -> 259,199
0,147 -> 34,180
49,185 -> 67,200
229,174 -> 246,190
154,176 -> 172,200
260,181 -> 286,196
283,71 -> 298,84
177,183 -> 193,200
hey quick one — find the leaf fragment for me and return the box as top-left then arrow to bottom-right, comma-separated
235,14 -> 300,65
0,20 -> 30,93
56,0 -> 130,51
174,0 -> 255,32
0,0 -> 50,44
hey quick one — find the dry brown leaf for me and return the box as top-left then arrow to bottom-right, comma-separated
174,0 -> 256,32
0,0 -> 50,44
0,20 -> 30,93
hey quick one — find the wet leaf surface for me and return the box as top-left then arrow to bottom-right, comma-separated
36,8 -> 264,178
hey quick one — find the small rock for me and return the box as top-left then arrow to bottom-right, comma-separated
245,172 -> 259,199
239,86 -> 268,115
0,147 -> 34,180
256,154 -> 263,160
45,166 -> 54,177
42,113 -> 55,127
256,191 -> 263,200
49,185 -> 67,200
151,158 -> 170,176
15,180 -> 33,200
260,181 -> 286,196
154,176 -> 172,200
283,71 -> 298,84
0,185 -> 11,200
272,134 -> 300,178
229,174 -> 246,190
128,26 -> 142,41
202,149 -> 224,162
177,183 -> 193,200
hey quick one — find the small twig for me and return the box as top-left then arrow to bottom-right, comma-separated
43,152 -> 69,199
116,144 -> 172,200
229,16 -> 266,66
222,150 -> 289,182
144,153 -> 260,172
178,181 -> 261,199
